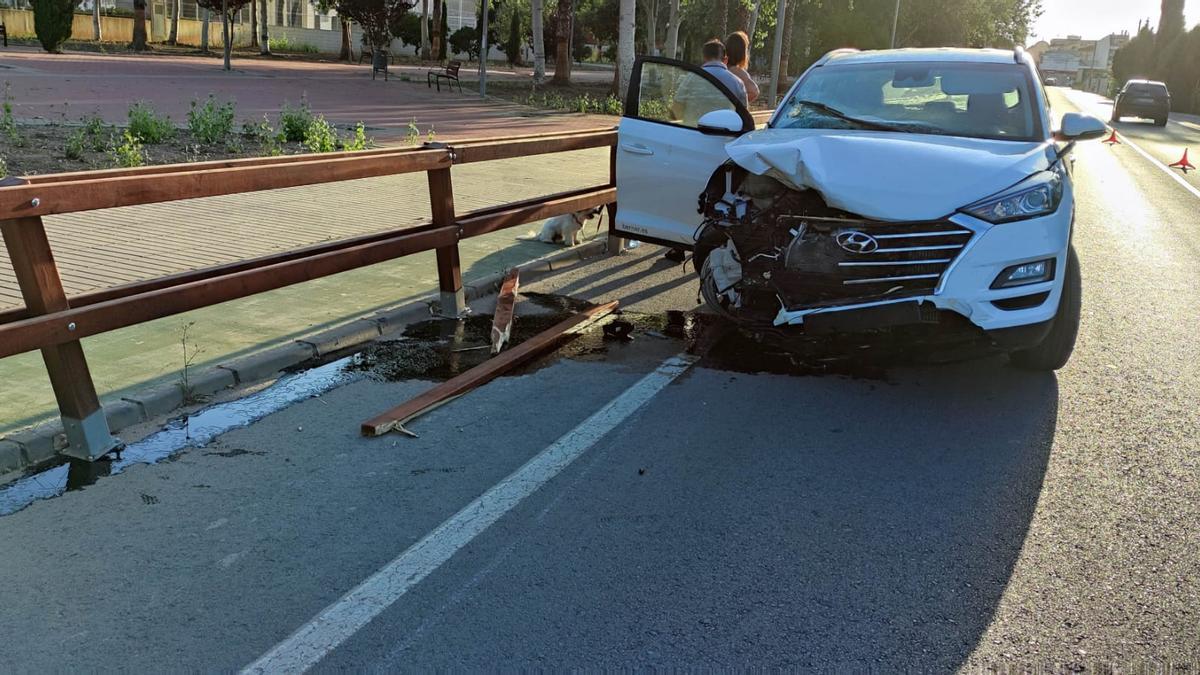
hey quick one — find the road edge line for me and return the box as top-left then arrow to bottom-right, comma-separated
241,352 -> 699,674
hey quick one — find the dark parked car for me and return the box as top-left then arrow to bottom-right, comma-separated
1112,79 -> 1171,126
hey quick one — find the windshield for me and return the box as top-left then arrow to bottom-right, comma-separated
774,62 -> 1043,141
1125,82 -> 1169,96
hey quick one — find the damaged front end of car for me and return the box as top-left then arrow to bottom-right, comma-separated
694,163 -> 975,335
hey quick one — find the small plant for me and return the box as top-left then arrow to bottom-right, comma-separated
187,95 -> 236,145
404,117 -> 420,145
303,115 -> 337,153
177,322 -> 204,405
242,115 -> 285,156
79,114 -> 108,150
110,130 -> 145,167
64,128 -> 86,160
603,95 -> 623,116
426,127 -> 436,142
127,101 -> 174,144
1,83 -> 21,144
268,35 -> 319,53
341,121 -> 370,151
0,156 -> 7,179
224,137 -> 244,154
279,99 -> 313,143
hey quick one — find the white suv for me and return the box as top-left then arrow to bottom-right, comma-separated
614,48 -> 1108,370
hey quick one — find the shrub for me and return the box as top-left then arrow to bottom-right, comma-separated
82,115 -> 107,150
127,102 -> 174,143
341,122 -> 370,151
242,115 -> 285,156
110,130 -> 145,167
404,117 -> 420,145
0,156 -> 7,179
303,115 -> 337,153
187,95 -> 236,145
268,36 -> 319,53
30,0 -> 74,53
279,100 -> 313,143
64,128 -> 86,159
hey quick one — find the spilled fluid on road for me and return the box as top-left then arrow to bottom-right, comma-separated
0,358 -> 356,516
1,293 -> 997,516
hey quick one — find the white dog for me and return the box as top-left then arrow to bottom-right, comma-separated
519,208 -> 602,247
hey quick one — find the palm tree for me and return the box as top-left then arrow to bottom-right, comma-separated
420,0 -> 430,59
167,0 -> 180,45
617,0 -> 634,98
530,0 -> 545,82
92,0 -> 102,41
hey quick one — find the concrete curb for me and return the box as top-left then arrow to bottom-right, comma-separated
0,239 -> 609,478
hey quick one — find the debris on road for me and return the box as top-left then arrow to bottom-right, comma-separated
360,301 -> 620,438
491,269 -> 520,355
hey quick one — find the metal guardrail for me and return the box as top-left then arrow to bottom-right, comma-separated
0,126 -> 620,460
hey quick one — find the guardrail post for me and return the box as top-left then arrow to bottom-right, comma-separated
1,214 -> 121,461
428,166 -> 466,317
606,143 -> 627,256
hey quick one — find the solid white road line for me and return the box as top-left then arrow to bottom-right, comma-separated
242,353 -> 699,674
1117,131 -> 1200,203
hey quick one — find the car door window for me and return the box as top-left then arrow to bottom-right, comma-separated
629,59 -> 751,131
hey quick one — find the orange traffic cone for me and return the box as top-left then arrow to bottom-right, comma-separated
1169,148 -> 1196,173
1102,129 -> 1120,145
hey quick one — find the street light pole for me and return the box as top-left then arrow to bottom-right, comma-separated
890,0 -> 900,49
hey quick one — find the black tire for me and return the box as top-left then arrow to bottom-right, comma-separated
1154,116 -> 1168,127
1010,246 -> 1081,371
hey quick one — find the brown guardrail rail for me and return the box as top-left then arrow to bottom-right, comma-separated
0,126 -> 619,460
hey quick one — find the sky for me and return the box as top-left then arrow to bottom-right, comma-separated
1029,0 -> 1184,44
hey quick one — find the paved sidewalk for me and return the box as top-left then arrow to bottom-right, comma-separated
0,147 -> 610,436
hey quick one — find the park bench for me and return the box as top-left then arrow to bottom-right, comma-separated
427,61 -> 463,93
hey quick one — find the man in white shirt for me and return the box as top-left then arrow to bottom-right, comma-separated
699,39 -> 749,107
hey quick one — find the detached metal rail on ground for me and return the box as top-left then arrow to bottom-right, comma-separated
0,127 -> 621,462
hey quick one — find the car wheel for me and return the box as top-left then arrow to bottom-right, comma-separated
1154,116 -> 1168,126
1110,111 -> 1120,123
1010,246 -> 1081,371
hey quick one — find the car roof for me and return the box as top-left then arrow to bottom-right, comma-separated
821,48 -> 1023,66
1125,79 -> 1167,86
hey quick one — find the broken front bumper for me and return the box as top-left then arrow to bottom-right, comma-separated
775,203 -> 1073,336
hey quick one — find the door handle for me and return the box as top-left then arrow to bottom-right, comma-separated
620,143 -> 654,156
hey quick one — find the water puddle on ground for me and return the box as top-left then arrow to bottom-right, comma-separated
0,358 -> 356,516
1,293 -> 995,517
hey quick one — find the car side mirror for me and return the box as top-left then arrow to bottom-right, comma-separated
1055,112 -> 1108,142
697,109 -> 745,135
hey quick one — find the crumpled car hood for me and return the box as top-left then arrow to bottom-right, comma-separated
724,128 -> 1054,222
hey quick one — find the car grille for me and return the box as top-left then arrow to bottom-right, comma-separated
778,217 -> 974,310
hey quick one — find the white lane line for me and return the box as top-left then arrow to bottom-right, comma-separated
1116,131 -> 1200,202
242,353 -> 699,674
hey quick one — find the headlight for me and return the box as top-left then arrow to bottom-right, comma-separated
961,169 -> 1064,223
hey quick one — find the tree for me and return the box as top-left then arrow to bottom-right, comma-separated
201,7 -> 211,51
550,0 -> 571,83
616,0 -> 634,98
250,0 -> 258,48
335,0 -> 416,53
531,0 -> 546,80
643,0 -> 657,54
449,25 -> 479,58
92,0 -> 102,41
1113,24 -> 1156,85
431,0 -> 444,58
395,11 -> 424,53
131,0 -> 148,50
312,0 -> 354,60
505,8 -> 522,64
664,0 -> 680,59
31,0 -> 76,53
167,0 -> 180,44
259,0 -> 271,54
197,0 -> 253,69
1157,0 -> 1185,46
420,0 -> 431,58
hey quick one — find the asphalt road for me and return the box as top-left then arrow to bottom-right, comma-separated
1,88 -> 1198,670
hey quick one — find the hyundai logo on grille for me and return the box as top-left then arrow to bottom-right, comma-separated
836,231 -> 879,254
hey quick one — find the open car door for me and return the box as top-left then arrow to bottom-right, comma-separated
614,56 -> 755,247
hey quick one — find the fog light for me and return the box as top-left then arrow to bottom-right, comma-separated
992,258 -> 1055,289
